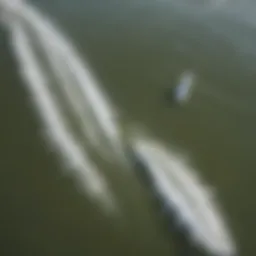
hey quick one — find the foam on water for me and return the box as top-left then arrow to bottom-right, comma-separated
2,1 -> 118,213
21,4 -> 125,162
130,132 -> 236,256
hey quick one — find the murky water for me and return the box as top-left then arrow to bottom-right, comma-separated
1,0 -> 255,255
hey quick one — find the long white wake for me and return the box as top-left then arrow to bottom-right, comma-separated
3,3 -> 118,213
129,131 -> 236,256
22,4 -> 124,161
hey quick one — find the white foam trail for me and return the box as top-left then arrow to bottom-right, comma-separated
7,14 -> 117,213
130,133 -> 236,256
18,3 -> 124,161
29,24 -> 102,149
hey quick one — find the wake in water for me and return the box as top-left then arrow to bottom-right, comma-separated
126,128 -> 236,256
0,0 -> 237,254
23,4 -> 124,162
1,0 -> 120,213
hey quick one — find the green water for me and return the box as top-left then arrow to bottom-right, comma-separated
1,1 -> 255,255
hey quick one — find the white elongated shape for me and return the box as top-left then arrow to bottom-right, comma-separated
19,4 -> 124,161
8,15 -> 117,212
29,21 -> 102,150
130,134 -> 236,256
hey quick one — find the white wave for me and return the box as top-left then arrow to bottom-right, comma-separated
18,3 -> 125,162
28,20 -> 102,150
129,133 -> 236,256
6,12 -> 117,213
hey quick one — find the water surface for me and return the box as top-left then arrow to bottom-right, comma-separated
0,1 -> 255,255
